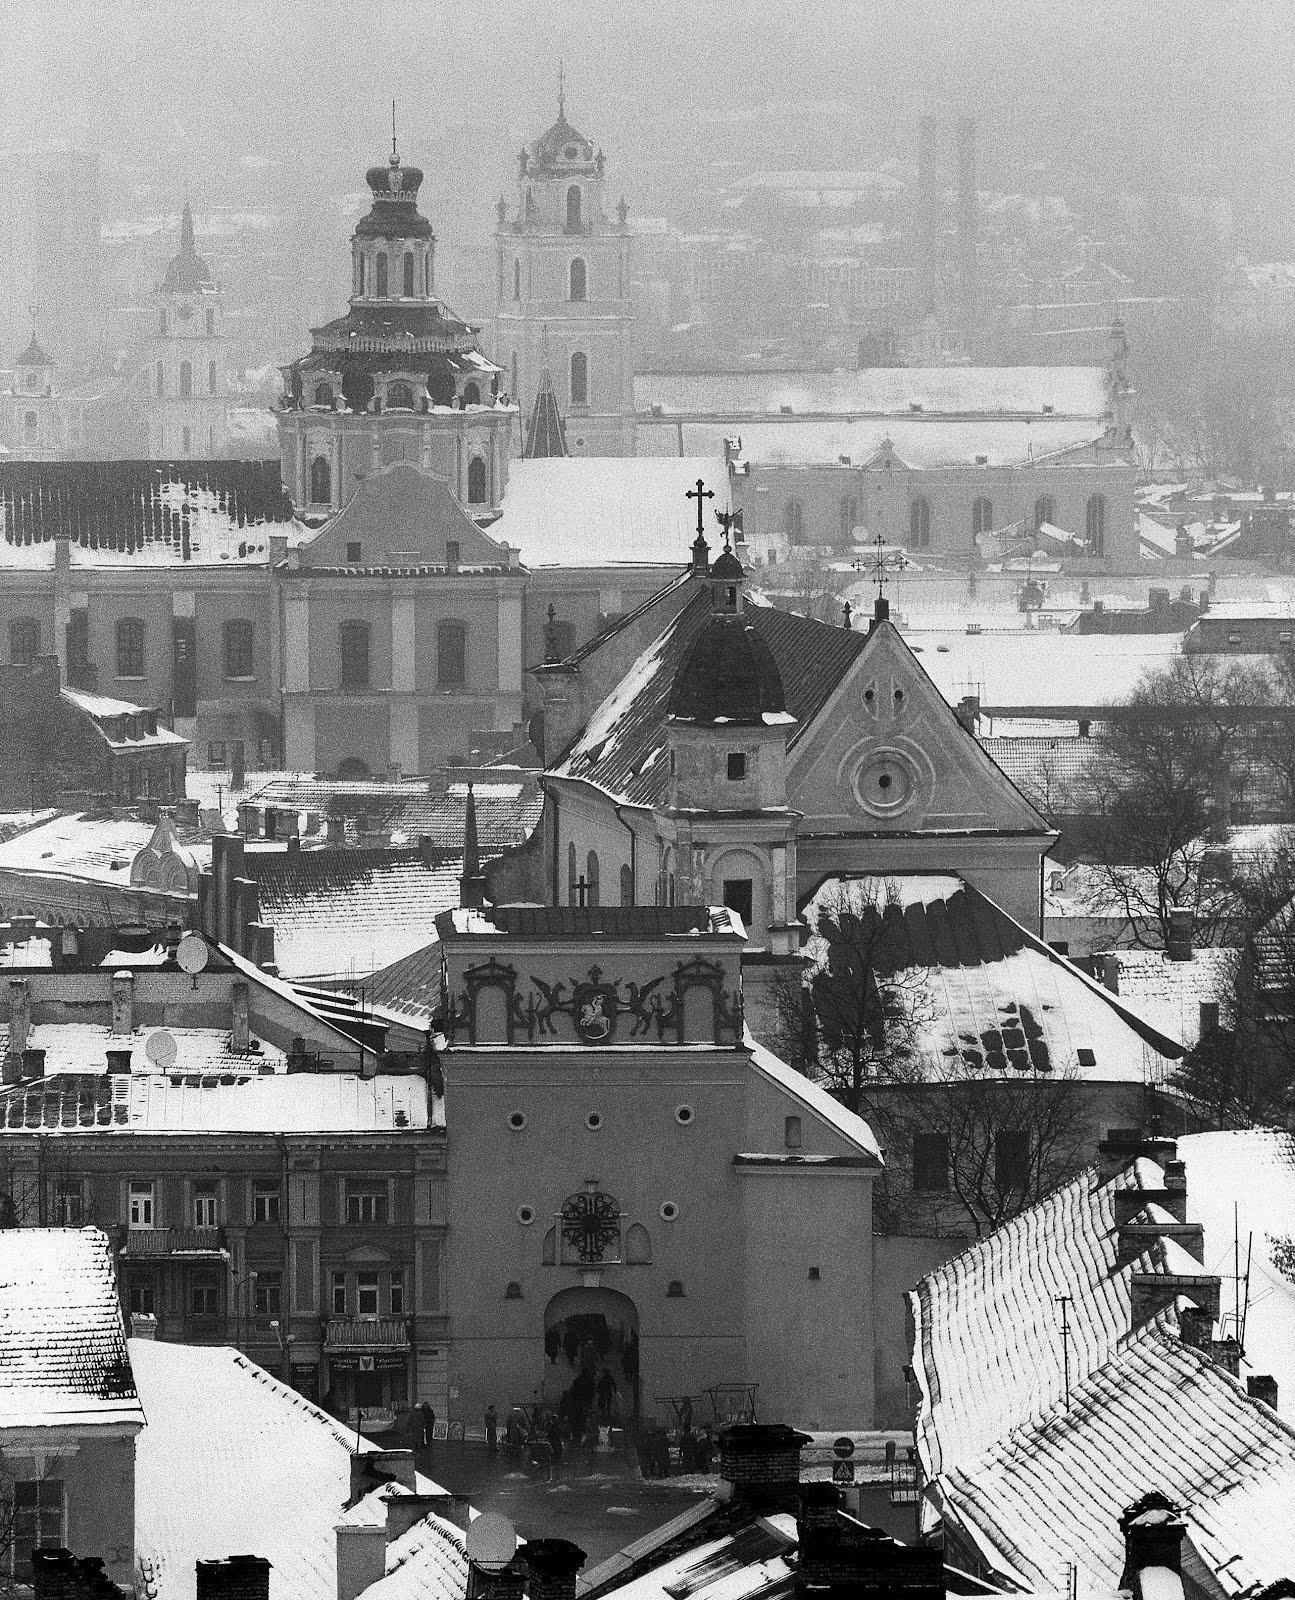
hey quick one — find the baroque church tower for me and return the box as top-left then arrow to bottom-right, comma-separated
147,204 -> 229,459
493,81 -> 635,457
277,134 -> 512,520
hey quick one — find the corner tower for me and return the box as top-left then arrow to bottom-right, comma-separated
493,84 -> 635,456
147,204 -> 229,459
277,136 -> 513,521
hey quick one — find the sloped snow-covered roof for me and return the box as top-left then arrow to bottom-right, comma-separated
935,1328 -> 1295,1597
744,1030 -> 881,1161
494,456 -> 731,567
356,1490 -> 468,1600
0,811 -> 212,893
1102,949 -> 1239,1049
131,1340 -> 459,1600
0,1227 -> 142,1431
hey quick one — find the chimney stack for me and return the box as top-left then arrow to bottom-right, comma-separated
196,1557 -> 271,1600
954,695 -> 980,735
466,1563 -> 525,1600
106,1048 -> 133,1076
6,978 -> 31,1082
32,1550 -> 125,1600
1167,906 -> 1194,962
1119,1493 -> 1185,1593
519,1540 -> 587,1600
231,980 -> 250,1055
111,971 -> 134,1036
348,1450 -> 416,1507
1247,1374 -> 1279,1408
717,1423 -> 811,1506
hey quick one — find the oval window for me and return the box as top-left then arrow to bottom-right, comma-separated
586,1111 -> 604,1131
508,1110 -> 527,1131
675,1105 -> 695,1126
517,1204 -> 536,1226
660,1201 -> 679,1222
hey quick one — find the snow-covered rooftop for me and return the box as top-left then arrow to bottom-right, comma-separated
0,1227 -> 143,1431
1102,948 -> 1239,1049
0,811 -> 211,893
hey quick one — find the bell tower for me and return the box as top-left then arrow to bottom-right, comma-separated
147,204 -> 229,460
493,76 -> 635,457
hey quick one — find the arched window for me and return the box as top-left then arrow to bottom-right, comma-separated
909,497 -> 931,549
467,455 -> 487,504
566,185 -> 582,232
437,620 -> 466,688
620,863 -> 633,906
569,258 -> 587,301
839,495 -> 858,547
159,309 -> 168,335
570,351 -> 588,406
309,455 -> 331,505
155,362 -> 165,398
386,380 -> 415,411
375,252 -> 388,298
206,309 -> 214,335
181,427 -> 191,456
9,618 -> 40,665
1034,495 -> 1055,531
625,1223 -> 652,1264
402,251 -> 415,297
116,618 -> 146,679
513,258 -> 521,300
428,371 -> 455,408
223,619 -> 254,680
1086,493 -> 1107,556
313,381 -> 334,409
357,254 -> 366,296
971,496 -> 994,539
208,360 -> 217,396
568,842 -> 578,907
463,381 -> 481,407
586,850 -> 600,908
784,499 -> 805,545
179,361 -> 192,399
340,621 -> 370,689
22,412 -> 37,439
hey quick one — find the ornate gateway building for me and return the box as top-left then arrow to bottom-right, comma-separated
277,139 -> 514,520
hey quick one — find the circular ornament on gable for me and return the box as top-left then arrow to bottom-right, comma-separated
852,747 -> 920,819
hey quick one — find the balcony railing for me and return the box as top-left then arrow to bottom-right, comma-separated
120,1226 -> 228,1258
324,1317 -> 409,1351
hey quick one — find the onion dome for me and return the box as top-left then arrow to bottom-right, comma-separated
669,617 -> 787,726
161,203 -> 216,294
357,149 -> 432,239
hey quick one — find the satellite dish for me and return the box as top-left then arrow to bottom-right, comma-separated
145,1029 -> 178,1069
176,933 -> 210,974
465,1513 -> 516,1570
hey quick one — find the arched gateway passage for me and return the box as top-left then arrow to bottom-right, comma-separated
542,1287 -> 639,1431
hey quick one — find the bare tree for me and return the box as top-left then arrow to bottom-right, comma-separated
763,550 -> 851,627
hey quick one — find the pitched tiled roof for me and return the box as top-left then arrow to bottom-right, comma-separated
439,905 -> 743,939
555,590 -> 865,805
361,941 -> 441,1025
0,460 -> 298,565
0,1227 -> 143,1429
246,847 -> 462,980
244,775 -> 542,852
1104,948 -> 1239,1047
936,1328 -> 1295,1595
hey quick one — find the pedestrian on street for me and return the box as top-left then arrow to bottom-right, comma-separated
485,1403 -> 498,1454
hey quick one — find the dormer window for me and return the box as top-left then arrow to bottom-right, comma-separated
726,753 -> 746,780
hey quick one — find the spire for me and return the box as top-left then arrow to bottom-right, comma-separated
558,59 -> 565,121
392,97 -> 398,162
524,364 -> 569,458
180,202 -> 195,254
459,783 -> 487,910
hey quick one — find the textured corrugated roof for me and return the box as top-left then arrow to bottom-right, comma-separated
244,776 -> 542,852
1105,949 -> 1239,1048
0,1227 -> 143,1429
556,590 -> 864,805
443,905 -> 741,939
937,1329 -> 1295,1596
0,460 -> 298,565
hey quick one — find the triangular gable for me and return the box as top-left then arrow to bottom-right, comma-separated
788,617 -> 1052,838
299,463 -> 511,569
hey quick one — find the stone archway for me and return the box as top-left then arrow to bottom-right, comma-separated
542,1286 -> 640,1431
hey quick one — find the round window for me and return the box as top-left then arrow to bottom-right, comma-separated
852,747 -> 921,819
675,1105 -> 695,1126
586,1111 -> 604,1131
517,1204 -> 536,1226
508,1110 -> 528,1131
660,1201 -> 679,1221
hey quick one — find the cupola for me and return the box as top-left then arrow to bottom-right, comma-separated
161,203 -> 216,295
668,611 -> 786,728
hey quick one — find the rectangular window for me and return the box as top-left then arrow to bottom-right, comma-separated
357,1271 -> 379,1317
340,621 -> 370,689
437,622 -> 466,688
11,1479 -> 64,1581
192,1182 -> 218,1229
190,1274 -> 219,1316
128,1180 -> 155,1229
253,1184 -> 281,1224
55,1185 -> 84,1226
995,1129 -> 1031,1192
445,540 -> 460,566
116,618 -> 146,679
223,620 -> 254,679
208,741 -> 226,766
389,1269 -> 404,1316
726,752 -> 747,780
254,1272 -> 282,1316
723,878 -> 754,926
912,1132 -> 950,1192
331,1271 -> 347,1316
345,1184 -> 389,1225
127,1278 -> 155,1316
346,542 -> 362,564
784,1115 -> 802,1150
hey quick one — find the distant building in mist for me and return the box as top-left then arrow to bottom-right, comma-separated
146,204 -> 230,459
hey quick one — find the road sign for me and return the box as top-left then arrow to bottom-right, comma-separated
833,1435 -> 856,1459
832,1459 -> 855,1484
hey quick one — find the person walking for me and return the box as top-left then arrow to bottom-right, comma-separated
596,1367 -> 617,1422
484,1403 -> 498,1455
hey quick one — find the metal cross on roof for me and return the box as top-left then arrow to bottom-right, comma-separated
686,478 -> 714,539
854,531 -> 909,599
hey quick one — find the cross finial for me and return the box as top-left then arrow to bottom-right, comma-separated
558,59 -> 565,119
854,530 -> 908,601
392,99 -> 398,162
685,478 -> 715,539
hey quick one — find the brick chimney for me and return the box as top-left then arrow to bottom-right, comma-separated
32,1550 -> 127,1600
954,695 -> 980,734
106,1048 -> 133,1076
231,981 -> 250,1055
1118,1493 -> 1185,1594
22,1047 -> 46,1079
1247,1374 -> 1279,1408
1102,954 -> 1120,995
795,1483 -> 944,1597
326,815 -> 346,847
347,1450 -> 416,1507
1097,1130 -> 1177,1184
387,1494 -> 471,1541
520,1540 -> 587,1600
1167,906 -> 1193,962
466,1560 -> 525,1600
1133,1264 -> 1220,1330
6,977 -> 31,1083
717,1423 -> 811,1506
196,1558 -> 270,1600
111,971 -> 134,1036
